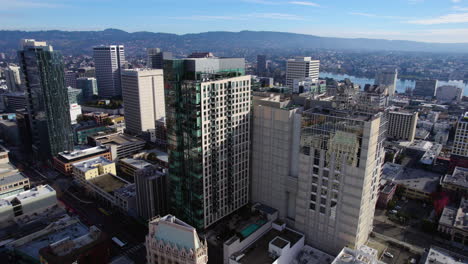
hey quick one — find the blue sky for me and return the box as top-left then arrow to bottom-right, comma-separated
2,0 -> 468,43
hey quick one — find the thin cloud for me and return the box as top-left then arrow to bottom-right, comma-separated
241,0 -> 279,5
349,12 -> 409,19
247,13 -> 305,20
453,5 -> 468,11
0,0 -> 64,9
169,13 -> 305,21
408,12 -> 468,24
452,0 -> 462,3
289,1 -> 320,7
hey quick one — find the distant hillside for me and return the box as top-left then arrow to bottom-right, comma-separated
1,28 -> 468,56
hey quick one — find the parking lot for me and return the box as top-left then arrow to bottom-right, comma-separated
380,243 -> 420,264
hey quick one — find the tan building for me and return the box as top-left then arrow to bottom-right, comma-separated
145,215 -> 208,264
386,110 -> 418,142
72,156 -> 116,184
53,146 -> 112,175
452,112 -> 468,157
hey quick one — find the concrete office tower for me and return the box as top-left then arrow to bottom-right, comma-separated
257,54 -> 267,75
165,56 -> 249,229
93,45 -> 125,97
286,57 -> 320,87
76,77 -> 98,101
18,39 -> 73,160
251,95 -> 302,223
146,215 -> 208,264
387,110 -> 418,142
436,85 -> 463,103
296,107 -> 386,254
121,69 -> 165,137
413,79 -> 438,98
147,48 -> 172,69
65,70 -> 77,88
4,65 -> 22,92
452,112 -> 468,158
374,68 -> 397,96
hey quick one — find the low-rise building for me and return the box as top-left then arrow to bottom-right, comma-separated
377,182 -> 397,209
146,214 -> 208,264
0,171 -> 30,198
54,146 -> 112,175
38,226 -> 110,264
420,246 -> 468,264
89,133 -> 146,160
72,156 -> 116,184
441,167 -> 468,198
438,198 -> 468,249
332,246 -> 384,264
87,173 -> 136,213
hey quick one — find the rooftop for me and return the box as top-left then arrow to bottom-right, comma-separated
454,198 -> 468,230
393,167 -> 441,194
332,246 -> 384,264
72,156 -> 114,173
291,245 -> 334,264
94,133 -> 145,146
422,246 -> 468,264
88,173 -> 129,194
150,214 -> 202,251
0,185 -> 55,210
442,167 -> 468,189
439,206 -> 457,227
120,158 -> 153,170
0,172 -> 27,187
114,183 -> 136,198
57,145 -> 109,162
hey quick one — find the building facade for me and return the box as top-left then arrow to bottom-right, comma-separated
386,110 -> 418,142
413,79 -> 438,98
147,48 -> 172,69
121,69 -> 165,136
4,65 -> 22,92
18,39 -> 74,160
76,77 -> 98,101
286,57 -> 319,87
257,54 -> 267,75
165,56 -> 249,229
374,68 -> 397,96
145,215 -> 208,264
93,45 -> 125,98
452,112 -> 468,158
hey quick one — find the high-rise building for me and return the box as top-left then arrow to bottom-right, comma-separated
374,68 -> 397,96
121,69 -> 165,137
257,54 -> 267,75
386,110 -> 418,142
68,87 -> 83,105
4,65 -> 22,92
18,39 -> 74,160
165,56 -> 249,229
251,95 -> 301,222
413,79 -> 438,98
145,215 -> 208,264
65,70 -> 77,88
286,57 -> 320,87
436,85 -> 463,103
295,107 -> 386,254
452,112 -> 468,158
147,48 -> 172,69
76,77 -> 98,101
93,45 -> 125,98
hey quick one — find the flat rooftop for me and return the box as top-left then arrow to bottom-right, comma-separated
15,219 -> 89,261
0,185 -> 55,209
422,246 -> 468,264
439,206 -> 457,227
393,167 -> 441,194
88,173 -> 128,194
72,156 -> 113,173
234,227 -> 303,264
454,198 -> 468,230
381,163 -> 404,181
442,167 -> 468,189
94,133 -> 145,146
0,172 -> 27,187
0,163 -> 19,177
332,246 -> 384,264
292,245 -> 334,264
57,145 -> 109,162
114,184 -> 136,198
120,158 -> 153,170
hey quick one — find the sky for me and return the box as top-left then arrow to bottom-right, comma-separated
3,0 -> 468,43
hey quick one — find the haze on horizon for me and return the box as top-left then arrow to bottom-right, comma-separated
2,0 -> 468,43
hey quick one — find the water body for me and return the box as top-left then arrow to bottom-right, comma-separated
319,72 -> 468,96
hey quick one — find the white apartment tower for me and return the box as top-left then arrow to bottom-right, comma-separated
4,65 -> 22,92
286,57 -> 320,87
386,110 -> 418,142
93,45 -> 125,97
374,68 -> 398,96
452,112 -> 468,158
121,69 -> 165,136
146,215 -> 208,264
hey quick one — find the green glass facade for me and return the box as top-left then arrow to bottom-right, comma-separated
19,44 -> 74,160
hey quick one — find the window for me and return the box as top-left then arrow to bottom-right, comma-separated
311,185 -> 317,193
311,194 -> 316,201
310,203 -> 316,210
313,167 -> 319,175
321,197 -> 326,205
312,176 -> 318,184
320,206 -> 326,214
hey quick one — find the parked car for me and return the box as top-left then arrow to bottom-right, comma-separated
384,252 -> 394,258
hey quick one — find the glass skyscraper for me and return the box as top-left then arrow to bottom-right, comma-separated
18,39 -> 74,160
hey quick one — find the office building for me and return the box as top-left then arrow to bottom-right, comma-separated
452,112 -> 468,158
89,132 -> 146,160
420,246 -> 468,264
120,159 -> 168,220
251,95 -> 301,222
436,85 -> 463,103
386,110 -> 418,142
72,156 -> 116,184
93,45 -> 125,97
145,215 -> 208,264
4,65 -> 22,92
286,57 -> 319,87
295,107 -> 386,254
53,145 -> 112,175
65,70 -> 77,88
76,77 -> 98,101
69,103 -> 82,125
0,147 -> 30,198
438,198 -> 468,247
3,92 -> 26,111
68,86 -> 83,105
121,69 -> 165,137
374,68 -> 397,96
257,54 -> 267,75
147,48 -> 172,69
165,56 -> 249,229
18,39 -> 74,160
413,79 -> 438,98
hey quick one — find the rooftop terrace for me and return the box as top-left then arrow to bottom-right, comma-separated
88,173 -> 128,194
